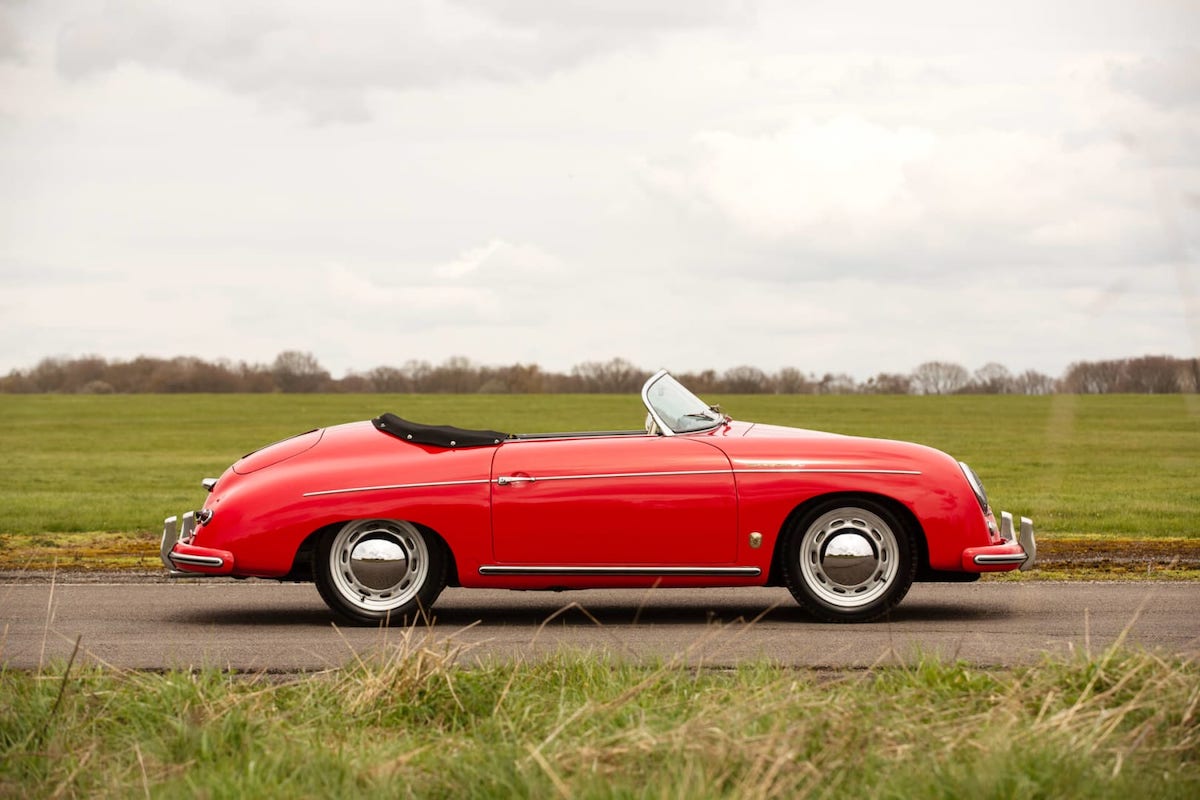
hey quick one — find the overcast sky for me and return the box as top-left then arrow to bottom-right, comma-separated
1,0 -> 1197,380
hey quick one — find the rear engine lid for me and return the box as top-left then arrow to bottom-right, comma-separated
233,429 -> 323,474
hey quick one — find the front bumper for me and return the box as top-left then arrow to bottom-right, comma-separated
161,513 -> 234,576
962,511 -> 1037,572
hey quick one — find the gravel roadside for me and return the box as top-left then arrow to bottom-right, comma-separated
3,538 -> 1198,584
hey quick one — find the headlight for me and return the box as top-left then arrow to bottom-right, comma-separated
958,461 -> 990,513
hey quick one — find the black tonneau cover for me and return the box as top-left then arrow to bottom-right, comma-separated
372,413 -> 509,448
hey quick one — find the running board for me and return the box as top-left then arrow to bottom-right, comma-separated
478,565 -> 761,577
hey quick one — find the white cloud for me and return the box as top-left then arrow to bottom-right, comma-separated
0,0 -> 1196,380
432,239 -> 562,281
649,116 -> 935,242
1107,48 -> 1200,110
51,0 -> 758,123
644,112 -> 1174,279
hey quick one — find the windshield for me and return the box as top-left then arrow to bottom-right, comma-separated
641,370 -> 725,435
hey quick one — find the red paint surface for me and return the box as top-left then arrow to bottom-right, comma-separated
171,413 -> 1019,586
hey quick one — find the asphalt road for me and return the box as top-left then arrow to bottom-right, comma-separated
2,580 -> 1197,671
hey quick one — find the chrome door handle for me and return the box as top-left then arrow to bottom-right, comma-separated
496,475 -> 536,486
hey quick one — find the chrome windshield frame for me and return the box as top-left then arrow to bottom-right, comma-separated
640,369 -> 725,436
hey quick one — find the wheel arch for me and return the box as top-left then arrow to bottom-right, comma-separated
285,518 -> 461,587
767,491 -> 929,586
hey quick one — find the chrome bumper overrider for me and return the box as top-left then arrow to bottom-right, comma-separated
161,512 -> 231,576
971,511 -> 1037,571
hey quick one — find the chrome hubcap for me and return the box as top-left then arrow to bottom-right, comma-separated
350,538 -> 409,591
330,520 -> 429,612
821,532 -> 879,585
799,508 -> 899,609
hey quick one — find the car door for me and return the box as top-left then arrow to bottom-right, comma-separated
490,435 -> 737,564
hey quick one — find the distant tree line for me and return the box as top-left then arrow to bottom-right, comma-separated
0,352 -> 1195,395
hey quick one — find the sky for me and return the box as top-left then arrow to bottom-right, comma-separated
1,0 -> 1198,381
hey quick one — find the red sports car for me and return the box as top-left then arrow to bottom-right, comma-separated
161,370 -> 1035,623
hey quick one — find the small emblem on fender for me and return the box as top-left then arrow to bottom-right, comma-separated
749,532 -> 763,549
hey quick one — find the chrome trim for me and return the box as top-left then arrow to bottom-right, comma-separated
478,565 -> 762,577
958,461 -> 989,513
640,369 -> 725,437
999,511 -> 1015,542
995,511 -> 1037,570
303,479 -> 492,497
501,468 -> 919,485
734,468 -> 921,476
161,515 -> 178,569
642,369 -> 675,437
974,553 -> 1029,565
1018,516 -> 1037,571
503,469 -> 730,484
168,552 -> 225,568
202,478 -> 218,492
496,475 -> 536,486
162,512 -> 204,573
309,468 -> 924,496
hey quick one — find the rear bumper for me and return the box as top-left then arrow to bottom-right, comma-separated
161,513 -> 234,576
962,511 -> 1036,572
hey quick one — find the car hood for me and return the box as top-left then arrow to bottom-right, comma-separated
736,422 -> 842,440
718,420 -> 953,473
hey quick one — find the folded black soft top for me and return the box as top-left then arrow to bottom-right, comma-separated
372,413 -> 509,449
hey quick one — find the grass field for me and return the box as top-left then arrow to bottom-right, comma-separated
1,392 -> 1196,542
2,634 -> 1196,797
3,397 -> 1198,796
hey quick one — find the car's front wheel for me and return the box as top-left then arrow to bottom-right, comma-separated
314,519 -> 447,625
782,499 -> 916,623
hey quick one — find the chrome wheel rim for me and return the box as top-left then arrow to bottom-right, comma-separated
329,520 -> 429,612
798,507 -> 899,609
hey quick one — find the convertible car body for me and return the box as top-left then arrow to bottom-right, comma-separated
161,370 -> 1035,623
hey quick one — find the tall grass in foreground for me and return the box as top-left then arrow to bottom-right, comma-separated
2,634 -> 1196,798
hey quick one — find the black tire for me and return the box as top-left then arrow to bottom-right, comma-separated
781,498 -> 916,623
314,519 -> 447,625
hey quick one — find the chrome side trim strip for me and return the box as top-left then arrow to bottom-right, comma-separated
303,479 -> 492,497
479,565 -> 762,577
502,469 -> 730,484
307,468 -> 922,497
498,468 -> 922,485
169,552 -> 225,568
734,469 -> 921,476
973,554 -> 1028,565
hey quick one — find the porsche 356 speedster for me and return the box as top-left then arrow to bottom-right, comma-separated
161,370 -> 1035,623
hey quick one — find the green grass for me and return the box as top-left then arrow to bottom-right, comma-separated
2,636 -> 1197,798
0,393 -> 1197,538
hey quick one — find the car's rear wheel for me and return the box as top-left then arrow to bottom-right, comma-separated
782,499 -> 916,623
315,519 -> 447,625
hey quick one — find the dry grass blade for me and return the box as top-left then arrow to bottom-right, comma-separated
525,743 -> 573,799
331,621 -> 473,717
